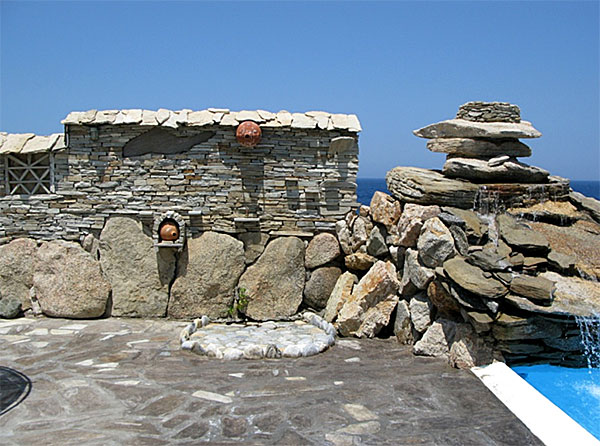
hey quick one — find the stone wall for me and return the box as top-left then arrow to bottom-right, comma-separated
0,109 -> 360,242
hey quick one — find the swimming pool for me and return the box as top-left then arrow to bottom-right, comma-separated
512,364 -> 600,441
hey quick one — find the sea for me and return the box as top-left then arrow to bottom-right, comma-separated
356,178 -> 600,205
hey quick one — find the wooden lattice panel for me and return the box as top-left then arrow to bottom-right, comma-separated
5,153 -> 53,195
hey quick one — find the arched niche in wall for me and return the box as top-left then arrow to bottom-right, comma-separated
122,127 -> 216,157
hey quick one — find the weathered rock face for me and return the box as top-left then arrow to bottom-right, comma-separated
355,294 -> 399,338
344,252 -> 377,271
394,204 -> 440,248
443,257 -> 508,300
427,279 -> 461,319
394,300 -> 414,344
238,237 -> 305,320
497,214 -> 549,253
409,293 -> 433,333
336,261 -> 399,336
441,207 -> 485,240
387,167 -> 569,210
509,274 -> 555,305
491,313 -> 562,341
351,216 -> 373,251
369,191 -> 402,228
417,217 -> 456,268
33,241 -> 110,318
467,246 -> 511,272
100,217 -> 176,317
0,238 -> 37,317
413,319 -> 458,357
426,138 -> 531,157
323,271 -> 357,322
366,226 -> 388,257
404,249 -> 435,290
413,119 -> 542,139
169,232 -> 245,319
305,233 -> 341,269
503,271 -> 600,318
239,232 -> 269,264
304,266 -> 342,310
449,324 -> 494,369
443,157 -> 549,183
335,220 -> 352,255
570,191 -> 600,223
386,167 -> 479,209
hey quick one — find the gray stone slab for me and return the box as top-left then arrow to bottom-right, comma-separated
0,317 -> 542,445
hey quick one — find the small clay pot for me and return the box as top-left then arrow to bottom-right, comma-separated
159,220 -> 179,241
236,121 -> 262,147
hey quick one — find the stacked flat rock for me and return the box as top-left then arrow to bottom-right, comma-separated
414,101 -> 549,184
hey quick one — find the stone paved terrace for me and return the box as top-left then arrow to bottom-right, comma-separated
0,317 -> 542,445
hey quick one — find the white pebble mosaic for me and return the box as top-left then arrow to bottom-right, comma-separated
180,312 -> 336,360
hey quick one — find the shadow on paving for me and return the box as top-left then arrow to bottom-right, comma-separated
0,366 -> 31,416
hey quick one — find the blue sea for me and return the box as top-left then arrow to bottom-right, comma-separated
356,178 -> 600,205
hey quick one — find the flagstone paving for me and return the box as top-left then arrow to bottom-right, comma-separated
0,316 -> 542,445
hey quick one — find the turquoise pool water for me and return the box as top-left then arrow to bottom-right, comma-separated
512,364 -> 600,440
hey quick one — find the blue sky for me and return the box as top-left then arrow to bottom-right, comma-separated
1,1 -> 598,180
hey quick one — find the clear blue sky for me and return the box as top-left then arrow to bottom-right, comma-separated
1,1 -> 598,180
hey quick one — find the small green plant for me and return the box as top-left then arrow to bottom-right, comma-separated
227,287 -> 249,317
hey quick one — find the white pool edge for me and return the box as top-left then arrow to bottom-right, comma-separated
472,362 -> 600,446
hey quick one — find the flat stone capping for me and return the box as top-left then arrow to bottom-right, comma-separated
0,133 -> 66,155
180,312 -> 336,360
62,108 -> 362,132
472,362 -> 599,446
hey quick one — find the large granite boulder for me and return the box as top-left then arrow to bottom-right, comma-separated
369,191 -> 402,228
169,232 -> 245,318
443,257 -> 508,300
34,241 -> 110,318
0,238 -> 37,317
238,237 -> 305,320
305,233 -> 341,269
100,217 -> 176,317
303,266 -> 342,310
413,119 -> 542,139
443,157 -> 549,183
426,138 -> 531,157
323,271 -> 357,322
336,261 -> 399,336
417,217 -> 456,268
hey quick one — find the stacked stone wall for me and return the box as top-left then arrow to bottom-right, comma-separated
0,124 -> 358,242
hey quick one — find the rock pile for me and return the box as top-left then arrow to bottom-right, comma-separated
387,102 -> 570,210
322,188 -> 600,368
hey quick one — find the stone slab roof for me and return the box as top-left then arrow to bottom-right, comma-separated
0,133 -> 66,155
62,108 -> 362,132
